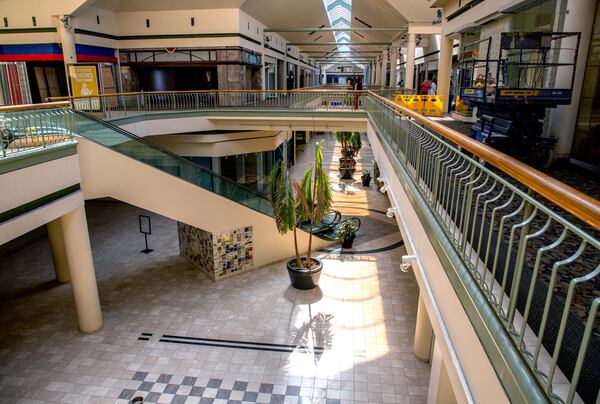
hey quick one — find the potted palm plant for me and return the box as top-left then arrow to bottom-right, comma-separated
350,132 -> 362,157
269,142 -> 333,290
337,220 -> 358,249
336,131 -> 354,158
361,169 -> 372,186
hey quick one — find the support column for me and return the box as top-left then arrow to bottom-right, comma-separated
414,294 -> 434,362
47,218 -> 70,283
60,206 -> 102,333
427,339 -> 458,404
406,33 -> 416,90
380,50 -> 387,87
56,15 -> 77,92
437,34 -> 454,111
295,64 -> 300,89
547,0 -> 597,158
390,45 -> 399,87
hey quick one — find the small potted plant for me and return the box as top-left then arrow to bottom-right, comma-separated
361,170 -> 372,186
337,220 -> 358,249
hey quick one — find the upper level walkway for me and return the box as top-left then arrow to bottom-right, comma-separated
1,89 -> 600,403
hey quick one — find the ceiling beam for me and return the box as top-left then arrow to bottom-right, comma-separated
265,27 -> 407,32
288,42 -> 391,46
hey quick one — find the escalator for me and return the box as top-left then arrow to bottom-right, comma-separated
68,110 -> 331,268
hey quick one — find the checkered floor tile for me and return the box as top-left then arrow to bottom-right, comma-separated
118,373 -> 340,404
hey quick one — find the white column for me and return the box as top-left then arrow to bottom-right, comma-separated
56,15 -> 77,93
60,206 -> 102,333
47,218 -> 70,283
427,339 -> 458,404
380,50 -> 387,87
390,45 -> 399,87
406,33 -> 416,90
547,0 -> 597,158
261,41 -> 266,91
295,64 -> 300,89
438,34 -> 454,111
414,294 -> 434,362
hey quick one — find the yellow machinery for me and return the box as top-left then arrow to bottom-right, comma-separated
393,94 -> 444,117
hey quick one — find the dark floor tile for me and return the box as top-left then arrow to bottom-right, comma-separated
286,386 -> 300,396
164,383 -> 179,394
171,395 -> 187,404
190,386 -> 205,396
144,392 -> 161,403
200,398 -> 214,404
139,381 -> 154,391
270,393 -> 285,404
157,373 -> 173,383
243,391 -> 258,401
118,389 -> 135,400
182,376 -> 197,386
207,378 -> 222,388
259,383 -> 274,393
326,399 -> 341,404
132,371 -> 149,381
216,389 -> 231,399
232,381 -> 247,391
227,401 -> 241,404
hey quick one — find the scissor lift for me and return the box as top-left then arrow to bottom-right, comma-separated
458,32 -> 581,167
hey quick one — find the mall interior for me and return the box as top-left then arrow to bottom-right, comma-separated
0,0 -> 599,403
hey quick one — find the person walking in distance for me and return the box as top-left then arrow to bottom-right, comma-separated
353,77 -> 363,110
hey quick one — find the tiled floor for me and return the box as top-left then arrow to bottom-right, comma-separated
0,133 -> 429,403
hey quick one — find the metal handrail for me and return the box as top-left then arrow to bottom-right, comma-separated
365,93 -> 600,403
367,91 -> 600,231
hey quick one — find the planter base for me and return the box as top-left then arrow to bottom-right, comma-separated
287,258 -> 322,290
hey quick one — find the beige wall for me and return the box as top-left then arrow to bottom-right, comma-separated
366,121 -> 509,404
116,115 -> 367,137
0,154 -> 81,213
146,130 -> 288,157
76,138 -> 332,268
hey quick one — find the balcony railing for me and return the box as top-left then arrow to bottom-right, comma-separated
4,91 -> 600,403
0,102 -> 75,157
366,92 -> 600,404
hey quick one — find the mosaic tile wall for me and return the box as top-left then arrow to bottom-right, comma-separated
177,222 -> 253,280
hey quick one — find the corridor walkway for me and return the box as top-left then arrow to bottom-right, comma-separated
0,134 -> 429,404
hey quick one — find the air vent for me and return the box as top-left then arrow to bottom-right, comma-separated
145,19 -> 150,28
354,17 -> 372,28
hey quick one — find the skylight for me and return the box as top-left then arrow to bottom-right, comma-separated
322,0 -> 352,55
321,0 -> 365,71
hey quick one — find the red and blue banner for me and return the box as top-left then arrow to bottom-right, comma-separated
0,43 -> 117,63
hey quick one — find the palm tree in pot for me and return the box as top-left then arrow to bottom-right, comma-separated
269,142 -> 333,289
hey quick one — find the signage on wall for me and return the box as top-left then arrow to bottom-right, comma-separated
68,64 -> 100,111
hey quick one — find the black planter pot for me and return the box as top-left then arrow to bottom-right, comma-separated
361,177 -> 371,186
287,257 -> 323,290
339,167 -> 355,179
341,235 -> 355,249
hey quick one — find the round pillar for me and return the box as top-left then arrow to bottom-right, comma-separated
47,218 -> 70,283
414,294 -> 434,362
406,34 -> 416,90
437,34 -> 454,111
60,206 -> 102,333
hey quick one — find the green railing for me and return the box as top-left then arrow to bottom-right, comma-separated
0,106 -> 273,216
365,93 -> 600,404
0,102 -> 75,157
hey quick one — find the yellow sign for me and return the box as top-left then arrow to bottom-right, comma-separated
69,65 -> 99,97
68,65 -> 100,110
